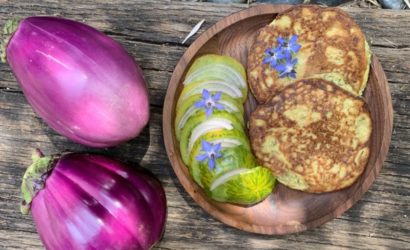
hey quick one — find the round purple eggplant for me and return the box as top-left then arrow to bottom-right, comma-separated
1,17 -> 149,147
21,150 -> 166,250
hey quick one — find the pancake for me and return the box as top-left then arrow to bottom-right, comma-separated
249,78 -> 372,193
247,5 -> 371,103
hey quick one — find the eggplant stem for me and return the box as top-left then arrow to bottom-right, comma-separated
20,150 -> 58,215
32,148 -> 45,161
0,18 -> 20,63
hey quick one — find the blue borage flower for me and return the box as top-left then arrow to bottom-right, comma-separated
262,46 -> 286,67
263,34 -> 301,79
277,35 -> 301,58
275,58 -> 298,78
196,140 -> 222,171
194,89 -> 224,118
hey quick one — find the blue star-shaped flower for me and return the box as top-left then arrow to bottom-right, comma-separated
262,46 -> 286,67
277,35 -> 301,59
194,89 -> 224,118
196,140 -> 222,171
274,58 -> 298,78
276,36 -> 287,47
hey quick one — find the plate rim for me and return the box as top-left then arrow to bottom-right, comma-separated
163,4 -> 394,235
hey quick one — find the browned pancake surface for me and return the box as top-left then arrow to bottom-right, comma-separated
249,79 -> 372,193
247,5 -> 371,103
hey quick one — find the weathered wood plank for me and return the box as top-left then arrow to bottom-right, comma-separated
0,0 -> 409,249
0,1 -> 408,48
0,63 -> 409,247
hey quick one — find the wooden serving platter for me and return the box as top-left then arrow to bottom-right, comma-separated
163,4 -> 393,235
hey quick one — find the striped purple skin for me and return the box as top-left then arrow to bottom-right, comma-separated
5,17 -> 149,147
30,154 -> 166,250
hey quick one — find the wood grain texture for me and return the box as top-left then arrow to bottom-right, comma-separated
0,0 -> 409,249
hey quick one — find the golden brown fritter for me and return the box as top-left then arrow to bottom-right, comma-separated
249,78 -> 372,193
247,5 -> 371,103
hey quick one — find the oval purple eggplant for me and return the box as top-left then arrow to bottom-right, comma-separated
21,151 -> 167,250
1,17 -> 149,147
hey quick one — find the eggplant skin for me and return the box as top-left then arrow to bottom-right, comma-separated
30,153 -> 167,250
6,17 -> 150,147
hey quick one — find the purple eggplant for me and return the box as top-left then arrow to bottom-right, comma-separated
21,150 -> 167,250
1,17 -> 149,147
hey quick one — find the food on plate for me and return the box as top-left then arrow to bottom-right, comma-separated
247,5 -> 371,103
249,78 -> 372,193
184,54 -> 247,91
175,54 -> 276,205
177,79 -> 246,106
179,110 -> 245,165
190,145 -> 255,188
175,91 -> 244,140
1,17 -> 149,147
209,166 -> 275,205
21,150 -> 166,250
188,128 -> 251,166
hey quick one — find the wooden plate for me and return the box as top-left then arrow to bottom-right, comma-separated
163,4 -> 393,235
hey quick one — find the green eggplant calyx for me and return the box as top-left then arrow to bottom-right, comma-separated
21,149 -> 58,215
0,18 -> 21,63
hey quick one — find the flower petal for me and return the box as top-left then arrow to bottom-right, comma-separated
291,44 -> 301,53
289,71 -> 296,78
277,37 -> 286,46
194,100 -> 206,108
196,153 -> 208,162
214,103 -> 224,110
274,51 -> 284,59
202,140 -> 212,152
208,158 -> 216,170
283,50 -> 292,60
274,64 -> 286,72
274,46 -> 282,53
262,57 -> 272,65
212,92 -> 222,101
289,34 -> 298,44
202,89 -> 210,100
205,107 -> 213,118
279,71 -> 288,78
270,60 -> 277,67
213,142 -> 222,152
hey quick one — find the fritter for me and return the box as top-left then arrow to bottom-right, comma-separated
247,5 -> 371,103
249,78 -> 372,193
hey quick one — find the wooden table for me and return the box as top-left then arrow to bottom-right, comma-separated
0,1 -> 409,249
